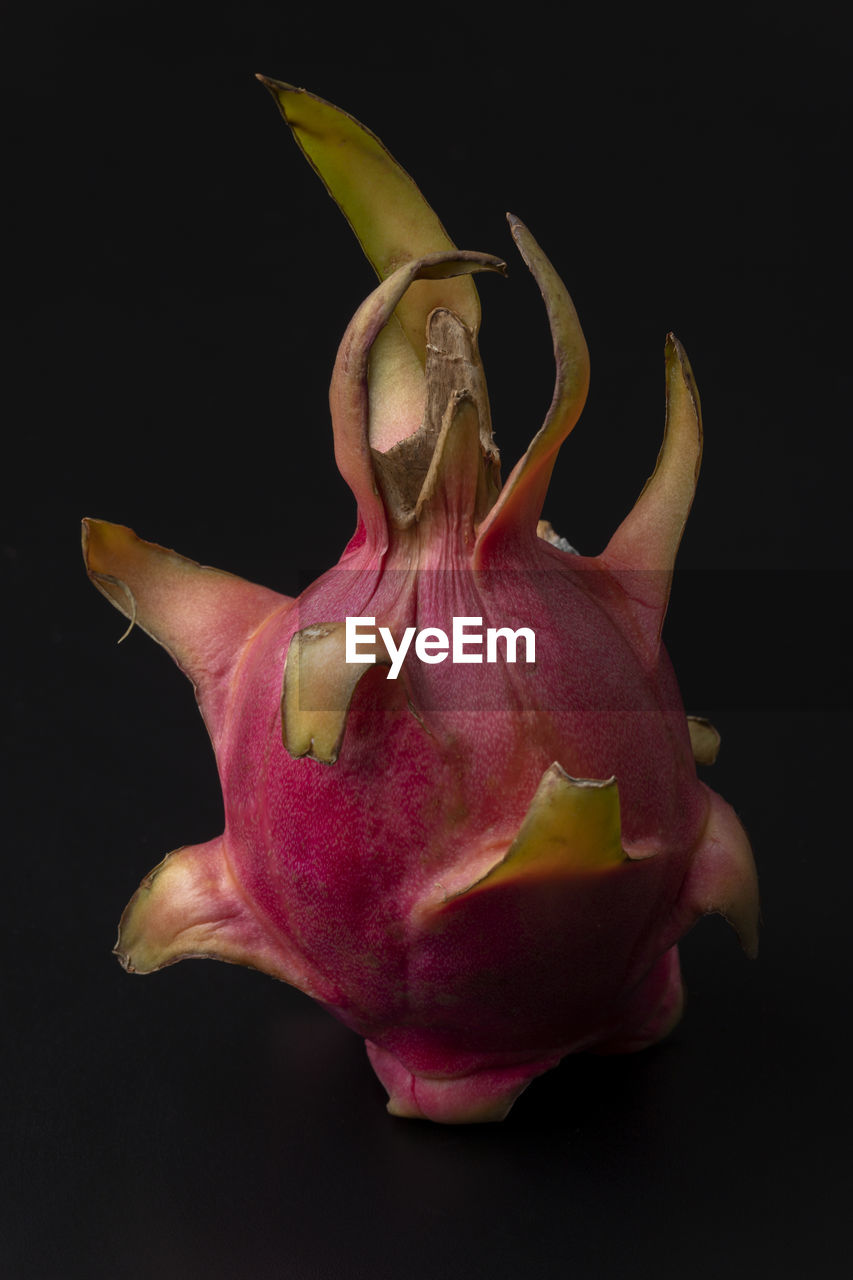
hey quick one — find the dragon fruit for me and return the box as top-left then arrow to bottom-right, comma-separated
82,79 -> 758,1123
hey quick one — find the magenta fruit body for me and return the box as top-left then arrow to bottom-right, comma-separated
83,81 -> 758,1122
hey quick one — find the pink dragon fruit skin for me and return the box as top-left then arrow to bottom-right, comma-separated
82,80 -> 758,1123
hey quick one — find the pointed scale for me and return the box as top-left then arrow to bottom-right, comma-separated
599,335 -> 703,660
258,77 -> 483,451
687,715 -> 721,765
115,837 -> 324,996
446,763 -> 626,905
81,519 -> 288,743
282,621 -> 391,764
475,216 -> 590,562
257,77 -> 481,348
676,786 -> 760,957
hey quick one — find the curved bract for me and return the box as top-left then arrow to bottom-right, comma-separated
83,81 -> 758,1123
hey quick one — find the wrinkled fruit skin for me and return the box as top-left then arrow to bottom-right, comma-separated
83,80 -> 758,1123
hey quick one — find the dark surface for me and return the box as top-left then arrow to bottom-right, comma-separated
4,4 -> 850,1278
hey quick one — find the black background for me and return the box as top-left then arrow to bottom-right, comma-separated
4,3 -> 851,1277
